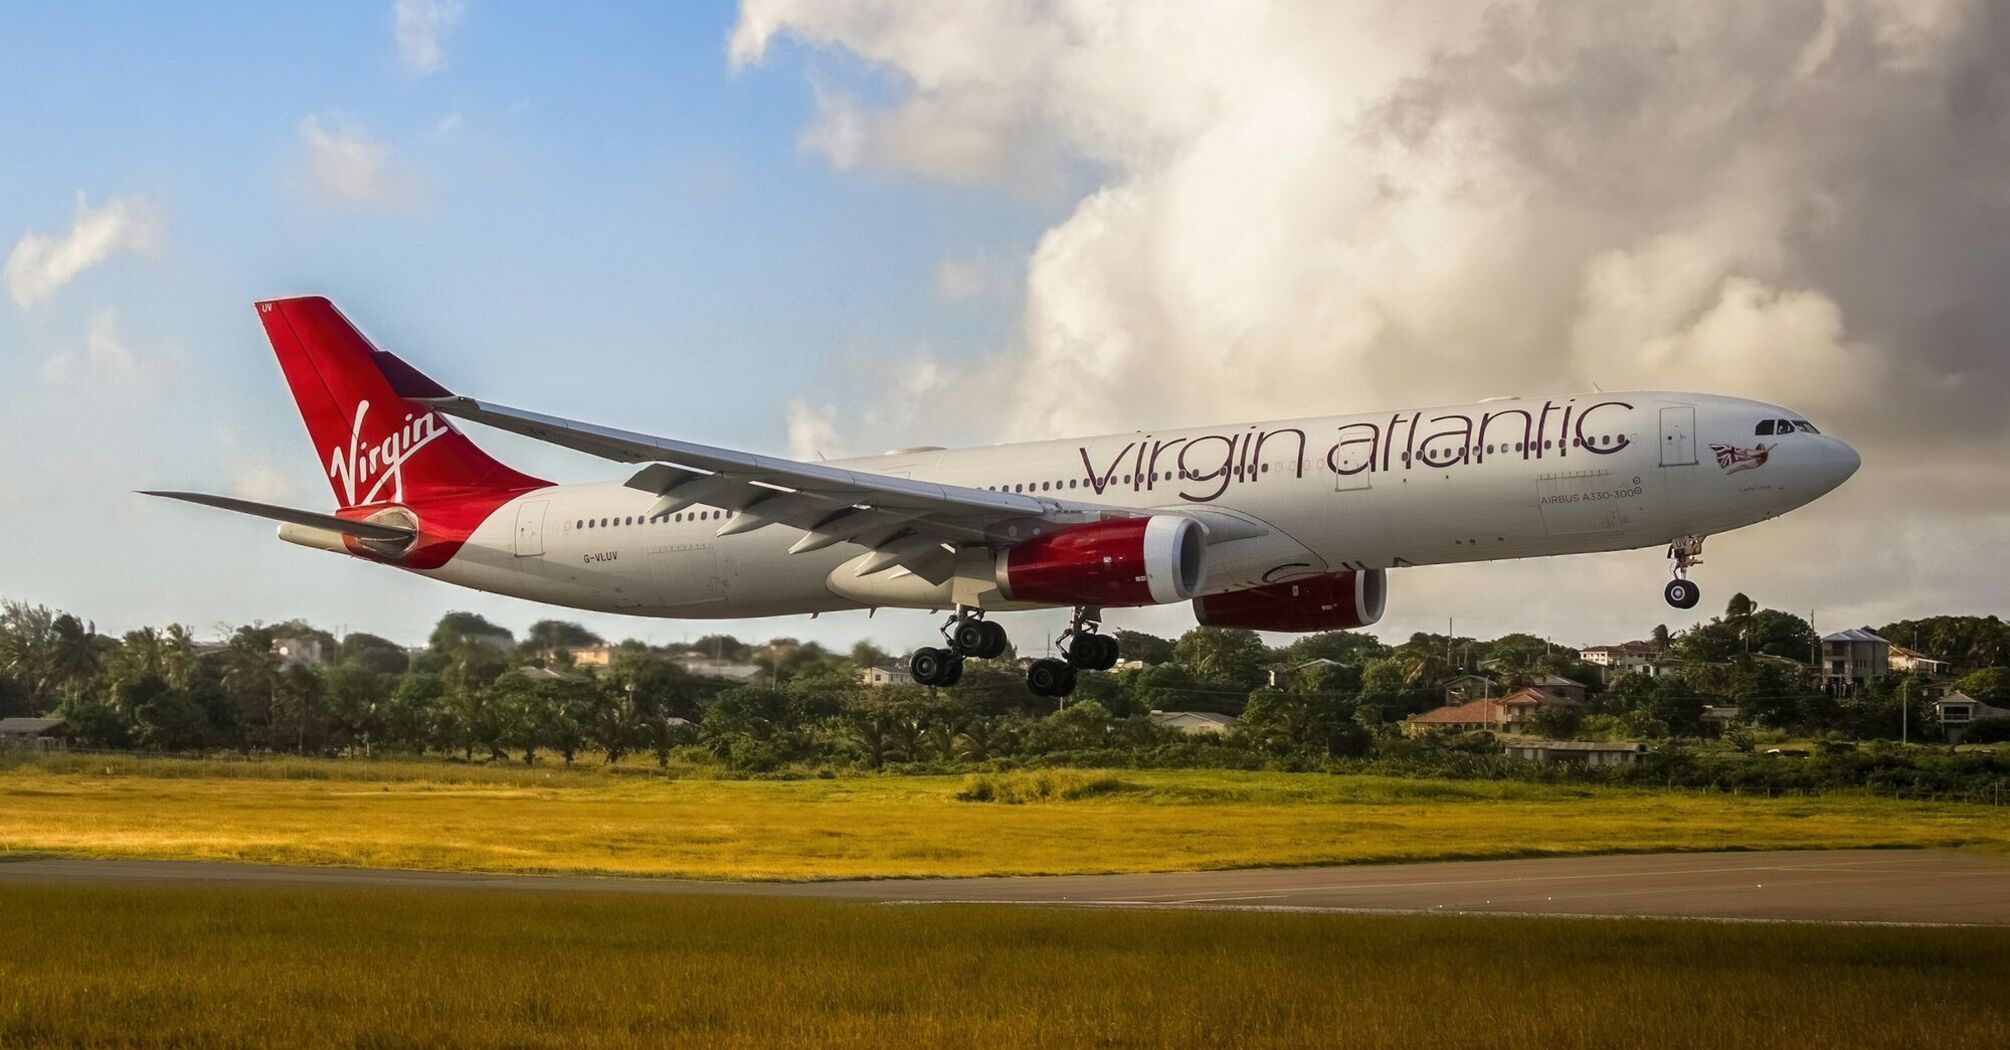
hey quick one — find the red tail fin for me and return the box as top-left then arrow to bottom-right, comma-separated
257,297 -> 545,508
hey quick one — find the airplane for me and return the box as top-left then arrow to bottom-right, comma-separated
146,297 -> 1861,698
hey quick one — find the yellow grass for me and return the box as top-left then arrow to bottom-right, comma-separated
3,756 -> 2006,879
1,884 -> 2006,1049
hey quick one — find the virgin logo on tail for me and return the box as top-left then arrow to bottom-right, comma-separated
328,400 -> 446,506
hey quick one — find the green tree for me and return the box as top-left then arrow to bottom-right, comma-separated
1114,630 -> 1176,666
322,666 -> 391,756
429,612 -> 515,652
1953,667 -> 2010,704
339,632 -> 410,675
1173,627 -> 1268,688
1024,699 -> 1111,753
119,674 -> 208,752
220,626 -> 282,751
1282,630 -> 1391,667
525,620 -> 604,651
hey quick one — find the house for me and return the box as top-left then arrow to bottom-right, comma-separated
1579,642 -> 1666,678
1443,673 -> 1493,704
0,717 -> 67,752
1889,645 -> 1953,677
858,663 -> 916,688
1266,658 -> 1346,687
1150,710 -> 1238,736
1700,705 -> 1744,726
675,655 -> 766,682
1502,740 -> 1646,766
1820,628 -> 1891,692
1934,692 -> 2010,744
1528,675 -> 1590,704
271,636 -> 326,669
545,645 -> 615,669
1403,688 -> 1582,737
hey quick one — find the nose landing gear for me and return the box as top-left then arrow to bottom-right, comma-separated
1664,534 -> 1705,610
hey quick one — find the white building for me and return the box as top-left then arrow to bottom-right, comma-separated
1889,645 -> 1953,677
1934,692 -> 2010,744
1579,642 -> 1666,678
858,663 -> 916,688
271,636 -> 326,669
1150,711 -> 1238,736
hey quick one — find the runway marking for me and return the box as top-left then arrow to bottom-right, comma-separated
875,899 -> 2005,929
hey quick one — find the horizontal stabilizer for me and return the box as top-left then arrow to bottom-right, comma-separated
139,491 -> 417,542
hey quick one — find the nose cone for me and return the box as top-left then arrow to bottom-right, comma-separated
1816,438 -> 1860,493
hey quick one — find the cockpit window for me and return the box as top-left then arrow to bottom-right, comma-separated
1793,420 -> 1819,434
1755,419 -> 1776,436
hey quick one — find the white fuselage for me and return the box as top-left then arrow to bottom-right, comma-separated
414,392 -> 1859,618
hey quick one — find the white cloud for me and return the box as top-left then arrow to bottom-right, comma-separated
229,463 -> 296,505
737,0 -> 2010,626
297,116 -> 422,211
395,0 -> 468,74
5,192 -> 159,311
785,399 -> 837,460
41,310 -> 140,386
932,252 -> 1016,303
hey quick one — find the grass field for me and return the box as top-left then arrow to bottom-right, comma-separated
3,755 -> 2007,879
0,883 -> 2004,1049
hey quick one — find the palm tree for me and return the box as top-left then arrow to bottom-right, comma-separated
220,628 -> 282,750
48,614 -> 101,701
1396,641 -> 1449,688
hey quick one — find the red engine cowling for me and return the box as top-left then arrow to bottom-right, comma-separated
996,516 -> 1205,607
1191,569 -> 1387,632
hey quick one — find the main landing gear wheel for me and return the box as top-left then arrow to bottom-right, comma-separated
949,618 -> 1009,659
910,646 -> 963,687
945,608 -> 1010,660
1066,633 -> 1119,671
1026,658 -> 1077,698
1664,579 -> 1701,610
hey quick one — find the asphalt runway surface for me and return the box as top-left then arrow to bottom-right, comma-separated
4,849 -> 2006,925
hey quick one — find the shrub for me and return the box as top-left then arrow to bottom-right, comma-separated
955,770 -> 1129,803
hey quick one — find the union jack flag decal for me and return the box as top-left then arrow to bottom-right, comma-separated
1711,442 -> 1771,474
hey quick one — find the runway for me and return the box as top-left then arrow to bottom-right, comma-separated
5,849 -> 2006,925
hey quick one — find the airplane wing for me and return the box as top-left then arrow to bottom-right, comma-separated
140,491 -> 417,543
386,354 -> 1260,585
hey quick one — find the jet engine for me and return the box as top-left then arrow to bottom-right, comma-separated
996,516 -> 1205,607
1191,568 -> 1387,632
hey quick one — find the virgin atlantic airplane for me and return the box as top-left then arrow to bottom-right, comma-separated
147,298 -> 1861,697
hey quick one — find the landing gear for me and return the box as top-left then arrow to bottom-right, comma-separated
1028,607 -> 1118,698
909,646 -> 963,687
913,607 -> 1009,688
1664,534 -> 1705,610
1026,658 -> 1076,699
946,609 -> 1009,660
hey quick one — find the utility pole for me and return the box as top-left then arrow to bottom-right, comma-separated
1901,677 -> 1910,746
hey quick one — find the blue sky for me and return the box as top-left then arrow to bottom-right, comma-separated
0,3 -> 1065,649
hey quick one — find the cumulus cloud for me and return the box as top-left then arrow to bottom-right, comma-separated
41,310 -> 141,386
735,0 -> 2010,632
395,0 -> 467,74
297,116 -> 422,211
5,192 -> 159,310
